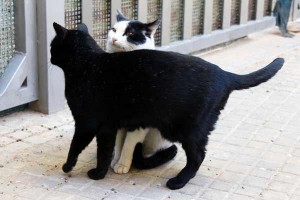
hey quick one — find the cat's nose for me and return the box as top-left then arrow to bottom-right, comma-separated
112,38 -> 118,44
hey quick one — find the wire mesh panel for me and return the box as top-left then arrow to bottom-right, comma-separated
263,0 -> 272,16
121,0 -> 138,20
248,0 -> 257,20
170,0 -> 184,42
231,0 -> 241,25
147,0 -> 162,46
212,0 -> 223,30
0,0 -> 15,76
93,0 -> 111,49
192,0 -> 205,36
64,0 -> 82,29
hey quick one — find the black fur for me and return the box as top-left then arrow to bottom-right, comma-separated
133,143 -> 178,169
51,23 -> 284,190
76,24 -> 176,169
124,21 -> 148,44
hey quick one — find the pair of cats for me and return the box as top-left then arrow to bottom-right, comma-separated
50,15 -> 284,189
106,11 -> 177,174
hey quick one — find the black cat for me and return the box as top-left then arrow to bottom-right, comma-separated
50,23 -> 284,190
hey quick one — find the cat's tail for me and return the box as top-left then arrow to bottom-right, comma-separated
229,58 -> 284,90
132,143 -> 177,169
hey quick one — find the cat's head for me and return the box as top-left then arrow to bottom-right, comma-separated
106,10 -> 160,53
50,23 -> 102,68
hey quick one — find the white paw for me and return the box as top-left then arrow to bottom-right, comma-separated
113,163 -> 130,174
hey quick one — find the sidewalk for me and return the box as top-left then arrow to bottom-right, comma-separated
1,27 -> 300,200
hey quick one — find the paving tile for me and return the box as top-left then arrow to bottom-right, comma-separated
209,180 -> 237,192
243,176 -> 270,188
260,190 -> 289,200
268,180 -> 295,194
138,186 -> 170,200
200,188 -> 229,200
226,193 -> 256,200
235,185 -> 263,198
162,192 -> 195,200
250,168 -> 276,179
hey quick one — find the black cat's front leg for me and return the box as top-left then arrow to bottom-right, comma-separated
87,127 -> 116,180
63,124 -> 96,173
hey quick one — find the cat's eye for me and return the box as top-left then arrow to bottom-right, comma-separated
111,28 -> 116,32
126,32 -> 134,36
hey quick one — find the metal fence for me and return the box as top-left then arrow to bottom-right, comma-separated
121,0 -> 138,20
231,0 -> 241,25
212,0 -> 223,30
0,0 -> 283,113
63,0 -> 274,50
64,0 -> 82,29
93,0 -> 111,48
248,0 -> 257,20
192,0 -> 204,36
264,0 -> 272,16
0,0 -> 15,77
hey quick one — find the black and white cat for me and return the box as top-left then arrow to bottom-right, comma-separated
107,10 -> 176,174
51,22 -> 284,189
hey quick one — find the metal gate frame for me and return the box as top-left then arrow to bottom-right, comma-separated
2,0 -> 299,114
0,0 -> 39,111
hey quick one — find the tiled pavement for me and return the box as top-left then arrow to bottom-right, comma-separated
1,27 -> 300,200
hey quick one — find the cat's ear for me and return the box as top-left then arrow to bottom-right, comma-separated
77,23 -> 89,34
116,9 -> 128,22
53,22 -> 68,40
146,19 -> 161,35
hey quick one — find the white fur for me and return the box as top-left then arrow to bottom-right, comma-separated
113,128 -> 149,173
107,20 -> 173,174
106,21 -> 155,53
142,128 -> 172,157
111,128 -> 126,168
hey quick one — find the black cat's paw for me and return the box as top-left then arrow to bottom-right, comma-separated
62,158 -> 78,173
87,168 -> 106,180
166,177 -> 187,190
62,163 -> 74,173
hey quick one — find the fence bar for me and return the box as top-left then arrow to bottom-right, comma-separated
240,0 -> 249,24
138,0 -> 148,22
111,0 -> 122,26
203,0 -> 213,34
82,0 -> 93,32
14,0 -> 26,53
161,0 -> 171,45
158,17 -> 274,54
183,0 -> 193,40
34,0 -> 65,114
256,0 -> 264,19
222,0 -> 232,29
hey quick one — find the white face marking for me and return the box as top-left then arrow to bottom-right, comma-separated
106,21 -> 155,53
